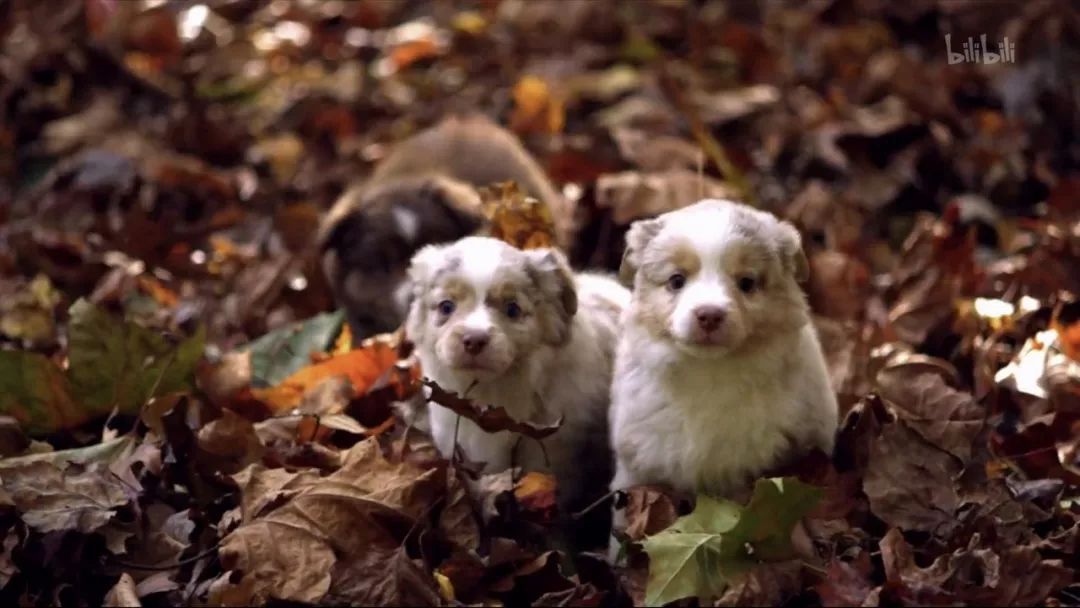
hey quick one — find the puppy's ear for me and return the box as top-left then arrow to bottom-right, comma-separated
776,221 -> 809,283
525,249 -> 578,346
404,244 -> 446,342
619,217 -> 663,286
407,244 -> 447,295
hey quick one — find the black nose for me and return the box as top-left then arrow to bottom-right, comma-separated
462,330 -> 490,355
694,306 -> 726,333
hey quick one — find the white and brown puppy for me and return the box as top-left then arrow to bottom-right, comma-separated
609,199 -> 838,501
407,236 -> 629,513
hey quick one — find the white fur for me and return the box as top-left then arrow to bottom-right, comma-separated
610,200 -> 838,498
609,322 -> 836,494
411,238 -> 628,509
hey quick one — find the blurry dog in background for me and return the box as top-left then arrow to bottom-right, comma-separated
318,116 -> 570,338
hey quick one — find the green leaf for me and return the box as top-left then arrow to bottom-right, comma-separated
66,298 -> 205,417
0,351 -> 82,436
641,478 -> 821,606
725,478 -> 823,561
246,309 -> 345,388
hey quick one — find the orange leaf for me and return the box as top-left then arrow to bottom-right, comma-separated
510,76 -> 564,135
251,342 -> 398,413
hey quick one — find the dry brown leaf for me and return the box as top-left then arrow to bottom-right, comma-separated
439,465 -> 481,550
323,545 -> 441,606
623,485 -> 682,541
2,460 -> 129,534
876,369 -> 985,462
423,380 -> 563,440
197,410 -> 265,475
479,181 -> 559,250
815,552 -> 875,607
218,440 -> 441,604
103,572 -> 141,607
863,422 -> 961,534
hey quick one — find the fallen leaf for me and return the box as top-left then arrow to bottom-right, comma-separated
323,545 -> 441,606
624,485 -> 683,541
479,181 -> 559,250
67,298 -> 204,418
816,552 -> 875,607
641,478 -> 821,605
876,369 -> 985,461
514,472 -> 557,523
0,273 -> 61,346
246,310 -> 346,388
2,460 -> 128,534
218,440 -> 441,603
252,340 -> 398,413
0,351 -> 82,436
103,572 -> 141,607
864,422 -> 962,534
423,380 -> 563,440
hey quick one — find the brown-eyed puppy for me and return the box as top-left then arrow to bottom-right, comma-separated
609,199 -> 838,502
318,116 -> 570,338
406,236 -> 629,521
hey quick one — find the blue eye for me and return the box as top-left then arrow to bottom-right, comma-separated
505,301 -> 522,319
437,300 -> 455,315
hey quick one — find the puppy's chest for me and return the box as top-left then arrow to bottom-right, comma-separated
636,365 -> 797,493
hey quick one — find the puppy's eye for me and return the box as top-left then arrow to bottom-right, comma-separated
667,273 -> 687,291
505,301 -> 522,320
737,276 -> 758,293
437,300 -> 456,315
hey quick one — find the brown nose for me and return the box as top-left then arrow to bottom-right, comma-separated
462,330 -> 490,355
694,306 -> 726,333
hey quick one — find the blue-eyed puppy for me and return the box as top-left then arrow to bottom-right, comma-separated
407,236 -> 629,518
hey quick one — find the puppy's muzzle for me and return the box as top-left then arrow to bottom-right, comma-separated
462,329 -> 491,355
694,305 -> 726,334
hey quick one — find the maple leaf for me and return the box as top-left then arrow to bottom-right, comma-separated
641,478 -> 821,606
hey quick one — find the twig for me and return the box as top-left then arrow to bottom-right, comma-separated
571,489 -> 619,521
109,544 -> 220,571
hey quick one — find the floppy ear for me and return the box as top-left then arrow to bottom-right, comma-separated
618,217 -> 663,286
525,249 -> 578,346
776,221 -> 809,282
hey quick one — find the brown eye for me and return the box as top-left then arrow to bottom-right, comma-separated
437,300 -> 456,315
667,273 -> 686,291
738,276 -> 758,293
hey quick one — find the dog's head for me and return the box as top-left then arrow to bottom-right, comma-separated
320,176 -> 483,337
619,199 -> 810,357
406,237 -> 577,381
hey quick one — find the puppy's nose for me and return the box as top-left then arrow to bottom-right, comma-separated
694,306 -> 726,333
462,330 -> 490,355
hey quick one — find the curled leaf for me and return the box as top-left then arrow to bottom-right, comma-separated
422,380 -> 563,440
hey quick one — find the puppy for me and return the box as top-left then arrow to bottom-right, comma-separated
319,115 -> 571,338
609,199 -> 838,502
406,236 -> 629,519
